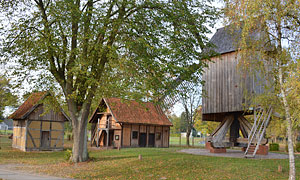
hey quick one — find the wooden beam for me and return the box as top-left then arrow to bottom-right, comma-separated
212,115 -> 234,147
120,124 -> 123,147
130,124 -> 132,147
49,121 -> 52,147
27,131 -> 37,148
39,121 -> 42,150
210,118 -> 227,137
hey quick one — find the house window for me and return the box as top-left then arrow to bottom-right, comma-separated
132,131 -> 138,139
156,132 -> 161,140
115,135 -> 119,140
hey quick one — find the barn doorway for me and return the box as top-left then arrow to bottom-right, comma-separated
41,131 -> 50,149
109,130 -> 114,146
99,130 -> 107,146
139,133 -> 147,147
148,133 -> 155,147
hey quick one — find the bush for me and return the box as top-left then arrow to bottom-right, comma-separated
295,143 -> 300,152
269,143 -> 279,151
64,149 -> 72,161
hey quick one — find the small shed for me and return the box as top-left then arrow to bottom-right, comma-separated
89,98 -> 172,148
8,92 -> 70,151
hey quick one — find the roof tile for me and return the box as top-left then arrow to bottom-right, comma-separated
8,92 -> 47,120
104,98 -> 172,126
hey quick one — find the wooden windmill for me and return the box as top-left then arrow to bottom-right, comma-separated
202,26 -> 273,157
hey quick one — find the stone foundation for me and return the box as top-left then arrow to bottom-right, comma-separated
242,145 -> 268,155
206,142 -> 226,153
256,145 -> 268,155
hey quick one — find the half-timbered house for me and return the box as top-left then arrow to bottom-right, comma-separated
89,98 -> 172,148
9,92 -> 69,151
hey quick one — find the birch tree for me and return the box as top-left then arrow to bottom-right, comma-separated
224,0 -> 300,179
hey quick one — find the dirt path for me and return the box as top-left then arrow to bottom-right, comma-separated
0,164 -> 74,180
179,148 -> 289,159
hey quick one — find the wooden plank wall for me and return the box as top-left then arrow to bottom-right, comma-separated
28,105 -> 66,122
202,51 -> 255,115
12,120 -> 26,151
122,124 -> 131,147
121,124 -> 170,148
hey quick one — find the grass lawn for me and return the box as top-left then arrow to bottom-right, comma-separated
0,136 -> 299,180
0,129 -> 13,135
169,136 -> 205,147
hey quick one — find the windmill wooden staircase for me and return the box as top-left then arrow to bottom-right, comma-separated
244,106 -> 273,158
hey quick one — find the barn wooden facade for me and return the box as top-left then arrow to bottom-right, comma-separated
203,26 -> 272,157
89,98 -> 172,148
9,92 -> 69,151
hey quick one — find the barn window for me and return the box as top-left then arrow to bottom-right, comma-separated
115,135 -> 119,140
132,131 -> 138,139
156,132 -> 161,140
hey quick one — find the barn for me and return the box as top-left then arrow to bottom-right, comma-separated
9,92 -> 70,151
202,26 -> 272,157
89,98 -> 172,148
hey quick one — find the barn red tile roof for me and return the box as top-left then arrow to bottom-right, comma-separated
92,98 -> 172,126
8,92 -> 48,120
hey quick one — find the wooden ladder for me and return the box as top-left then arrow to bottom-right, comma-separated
244,106 -> 272,158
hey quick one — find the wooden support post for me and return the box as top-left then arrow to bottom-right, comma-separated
230,114 -> 240,145
106,130 -> 109,147
278,165 -> 282,172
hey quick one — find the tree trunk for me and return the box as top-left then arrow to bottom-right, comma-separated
66,95 -> 92,163
279,67 -> 296,180
72,119 -> 88,162
186,129 -> 191,146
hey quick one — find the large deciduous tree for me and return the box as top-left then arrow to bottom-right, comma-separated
224,0 -> 300,179
0,0 -> 218,162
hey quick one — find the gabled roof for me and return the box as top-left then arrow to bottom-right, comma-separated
8,91 -> 70,121
90,98 -> 172,126
9,92 -> 47,120
209,26 -> 242,55
208,23 -> 271,55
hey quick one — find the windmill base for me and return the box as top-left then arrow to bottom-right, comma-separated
242,145 -> 268,155
206,142 -> 226,153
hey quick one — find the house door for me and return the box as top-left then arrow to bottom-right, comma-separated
41,131 -> 50,149
148,133 -> 155,147
139,133 -> 147,147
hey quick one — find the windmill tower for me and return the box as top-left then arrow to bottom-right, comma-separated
202,26 -> 273,157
